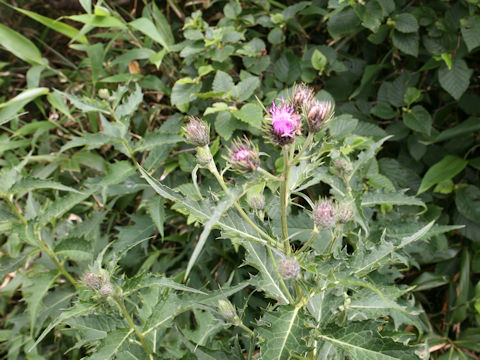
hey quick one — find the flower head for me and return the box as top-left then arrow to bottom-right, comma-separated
247,193 -> 265,211
217,299 -> 237,322
278,257 -> 301,279
228,138 -> 260,172
336,202 -> 353,224
312,198 -> 336,228
184,116 -> 210,147
307,100 -> 334,132
82,272 -> 104,290
267,100 -> 302,145
292,84 -> 314,109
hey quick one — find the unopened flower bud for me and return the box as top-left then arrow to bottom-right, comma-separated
228,138 -> 259,172
248,193 -> 265,211
333,159 -> 352,175
99,283 -> 114,296
218,299 -> 237,322
336,202 -> 353,224
184,116 -> 210,147
292,84 -> 314,109
279,257 -> 300,279
195,145 -> 212,167
83,272 -> 103,290
307,100 -> 334,132
267,100 -> 302,145
98,89 -> 110,100
312,199 -> 336,228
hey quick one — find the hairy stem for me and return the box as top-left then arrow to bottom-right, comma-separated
280,146 -> 291,254
296,226 -> 318,254
114,296 -> 153,358
292,132 -> 314,165
267,246 -> 294,304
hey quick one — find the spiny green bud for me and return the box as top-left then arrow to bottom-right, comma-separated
248,193 -> 265,211
336,202 -> 353,224
184,116 -> 210,147
278,257 -> 300,280
218,299 -> 237,322
312,198 -> 336,228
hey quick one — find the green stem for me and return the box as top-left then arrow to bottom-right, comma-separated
114,296 -> 153,358
280,146 -> 291,254
296,226 -> 318,254
238,323 -> 255,336
292,132 -> 314,165
327,229 -> 338,254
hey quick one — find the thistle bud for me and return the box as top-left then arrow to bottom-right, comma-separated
292,84 -> 314,109
312,199 -> 336,228
218,299 -> 238,322
247,193 -> 265,211
278,257 -> 300,280
333,159 -> 352,176
307,100 -> 334,132
336,202 -> 353,224
98,88 -> 110,100
228,138 -> 260,172
184,116 -> 210,147
82,272 -> 103,290
99,283 -> 114,297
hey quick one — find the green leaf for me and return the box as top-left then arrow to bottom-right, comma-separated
0,23 -> 44,64
454,328 -> 480,352
241,241 -> 290,304
128,276 -> 206,295
393,13 -> 419,33
234,77 -> 259,102
171,80 -> 201,106
371,102 -> 397,120
461,15 -> 480,52
268,27 -> 284,44
185,195 -> 235,280
146,197 -> 165,238
456,185 -> 480,223
233,103 -> 263,129
54,238 -> 92,262
274,50 -> 301,84
129,18 -> 170,50
9,178 -> 80,194
0,87 -> 49,109
434,117 -> 480,143
12,7 -> 89,44
392,31 -> 419,57
438,60 -> 473,100
317,322 -> 419,359
86,328 -> 132,360
361,191 -> 425,208
402,105 -> 432,135
212,71 -> 234,95
23,271 -> 58,332
68,14 -> 125,28
312,49 -> 327,73
418,155 -> 468,194
327,7 -> 361,39
451,249 -> 470,323
257,305 -> 308,360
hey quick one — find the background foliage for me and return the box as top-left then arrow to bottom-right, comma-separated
0,0 -> 479,359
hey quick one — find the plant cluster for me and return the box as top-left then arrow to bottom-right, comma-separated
0,0 -> 479,359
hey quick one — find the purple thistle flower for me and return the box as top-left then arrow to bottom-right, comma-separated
228,138 -> 259,172
307,100 -> 334,132
267,100 -> 302,145
312,198 -> 336,228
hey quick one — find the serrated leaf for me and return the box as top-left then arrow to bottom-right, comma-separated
38,190 -> 94,227
86,328 -> 133,360
461,15 -> 480,52
241,241 -> 289,304
258,305 -> 308,360
171,80 -> 201,106
54,238 -> 92,262
393,13 -> 419,33
438,60 -> 472,100
361,191 -> 425,208
9,178 -> 80,194
418,155 -> 468,194
392,31 -> 419,57
434,116 -> 480,143
233,77 -> 259,101
146,197 -> 165,237
317,322 -> 419,359
351,136 -> 391,178
212,71 -> 234,95
232,103 -> 263,129
455,185 -> 480,222
403,105 -> 432,135
23,271 -> 58,333
185,195 -> 235,280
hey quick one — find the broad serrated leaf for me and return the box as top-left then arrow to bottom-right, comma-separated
257,305 -> 308,360
361,191 -> 425,208
212,71 -> 234,95
461,15 -> 480,52
146,196 -> 165,237
241,241 -> 289,304
438,60 -> 472,100
455,185 -> 480,222
317,322 -> 419,359
86,328 -> 133,360
392,31 -> 419,57
232,103 -> 263,129
393,13 -> 419,33
402,105 -> 432,135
